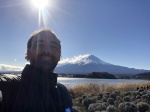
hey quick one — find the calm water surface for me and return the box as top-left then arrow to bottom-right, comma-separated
2,74 -> 149,88
58,77 -> 149,87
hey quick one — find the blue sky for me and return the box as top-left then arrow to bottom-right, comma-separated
0,0 -> 150,70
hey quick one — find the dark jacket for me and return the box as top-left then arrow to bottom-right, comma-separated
0,65 -> 72,112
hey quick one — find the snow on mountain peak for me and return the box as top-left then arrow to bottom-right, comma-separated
58,54 -> 110,66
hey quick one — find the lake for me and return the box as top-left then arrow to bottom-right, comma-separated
58,77 -> 149,87
1,74 -> 149,88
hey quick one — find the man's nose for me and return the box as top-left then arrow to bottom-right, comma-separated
42,45 -> 52,53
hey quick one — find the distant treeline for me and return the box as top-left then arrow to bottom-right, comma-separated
135,72 -> 150,80
59,72 -> 150,80
59,72 -> 117,79
115,72 -> 150,80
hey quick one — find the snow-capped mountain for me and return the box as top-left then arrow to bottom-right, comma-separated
55,54 -> 150,74
58,54 -> 111,66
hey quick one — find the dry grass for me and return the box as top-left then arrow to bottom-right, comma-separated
68,81 -> 150,98
68,82 -> 101,98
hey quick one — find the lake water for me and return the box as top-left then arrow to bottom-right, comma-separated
58,77 -> 149,87
1,74 -> 149,88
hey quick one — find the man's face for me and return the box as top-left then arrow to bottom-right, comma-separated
28,32 -> 60,73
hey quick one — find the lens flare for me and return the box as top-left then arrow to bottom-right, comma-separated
31,0 -> 52,28
31,0 -> 61,29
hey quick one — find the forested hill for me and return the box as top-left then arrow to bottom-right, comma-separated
85,72 -> 117,79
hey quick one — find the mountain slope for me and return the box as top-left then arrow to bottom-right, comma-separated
55,54 -> 150,74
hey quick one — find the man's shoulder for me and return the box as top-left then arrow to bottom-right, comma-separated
0,74 -> 21,90
57,83 -> 72,109
57,83 -> 67,89
0,74 -> 21,82
57,83 -> 70,94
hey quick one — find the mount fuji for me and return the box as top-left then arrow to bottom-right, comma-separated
55,54 -> 150,74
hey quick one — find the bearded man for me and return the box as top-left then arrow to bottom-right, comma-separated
0,28 -> 72,112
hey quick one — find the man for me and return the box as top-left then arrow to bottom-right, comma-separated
0,28 -> 72,112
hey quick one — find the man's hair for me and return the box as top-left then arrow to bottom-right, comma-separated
25,28 -> 61,61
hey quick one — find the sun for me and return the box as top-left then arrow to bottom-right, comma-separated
31,0 -> 54,28
32,0 -> 48,10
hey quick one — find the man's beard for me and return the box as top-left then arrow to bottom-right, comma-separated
30,53 -> 58,73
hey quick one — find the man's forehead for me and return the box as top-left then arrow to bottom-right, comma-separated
32,35 -> 59,44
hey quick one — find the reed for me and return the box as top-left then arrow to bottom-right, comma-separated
68,81 -> 150,98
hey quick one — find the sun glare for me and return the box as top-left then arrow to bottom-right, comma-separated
32,0 -> 48,10
31,0 -> 55,28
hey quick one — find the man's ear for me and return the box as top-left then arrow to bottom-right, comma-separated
58,50 -> 61,61
26,49 -> 31,61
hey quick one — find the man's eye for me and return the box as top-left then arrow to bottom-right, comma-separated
34,45 -> 44,50
50,45 -> 59,49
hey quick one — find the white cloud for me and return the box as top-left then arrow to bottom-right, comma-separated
58,54 -> 91,65
0,64 -> 23,71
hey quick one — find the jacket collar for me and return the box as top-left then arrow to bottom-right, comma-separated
21,64 -> 58,89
